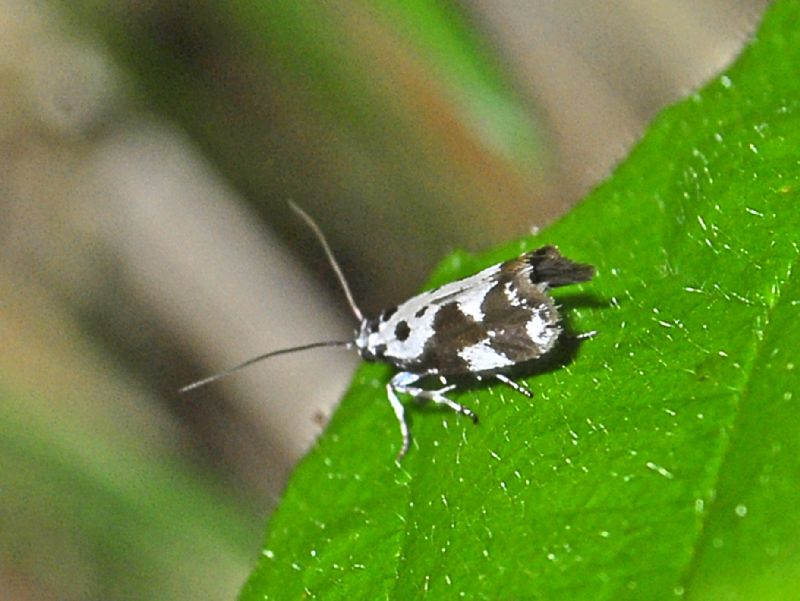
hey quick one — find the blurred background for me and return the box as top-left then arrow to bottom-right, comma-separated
0,1 -> 768,599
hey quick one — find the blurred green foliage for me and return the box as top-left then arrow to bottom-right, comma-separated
63,0 -> 551,309
0,312 -> 256,601
1,394 -> 254,600
240,1 -> 800,599
5,1 -> 554,600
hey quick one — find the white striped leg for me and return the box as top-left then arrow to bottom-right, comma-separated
410,385 -> 478,423
388,371 -> 479,460
386,376 -> 410,461
494,373 -> 533,398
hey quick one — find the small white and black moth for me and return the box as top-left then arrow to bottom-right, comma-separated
181,203 -> 595,460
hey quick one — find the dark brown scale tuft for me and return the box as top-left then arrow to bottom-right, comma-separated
527,246 -> 595,287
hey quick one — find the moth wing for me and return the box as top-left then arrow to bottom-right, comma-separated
415,276 -> 559,375
379,247 -> 592,375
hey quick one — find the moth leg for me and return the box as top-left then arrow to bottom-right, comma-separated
494,373 -> 533,398
575,330 -> 598,340
430,389 -> 478,423
387,372 -> 413,461
394,374 -> 478,424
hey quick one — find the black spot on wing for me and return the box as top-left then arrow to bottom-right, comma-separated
395,320 -> 411,341
414,306 -> 428,318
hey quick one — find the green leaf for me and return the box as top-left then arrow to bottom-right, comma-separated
240,2 -> 800,599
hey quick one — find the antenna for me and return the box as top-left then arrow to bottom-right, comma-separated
289,201 -> 364,322
179,340 -> 353,393
179,203 -> 361,393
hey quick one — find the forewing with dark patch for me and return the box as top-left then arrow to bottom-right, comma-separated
357,246 -> 593,376
412,262 -> 561,375
412,301 -> 488,374
478,275 -> 559,363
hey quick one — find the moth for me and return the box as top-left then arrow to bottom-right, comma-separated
181,203 -> 595,460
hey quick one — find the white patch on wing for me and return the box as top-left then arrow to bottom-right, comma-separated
362,263 -> 502,364
503,281 -> 525,307
430,264 -> 500,302
456,280 -> 495,322
458,340 -> 515,372
526,311 -> 559,348
379,303 -> 438,362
